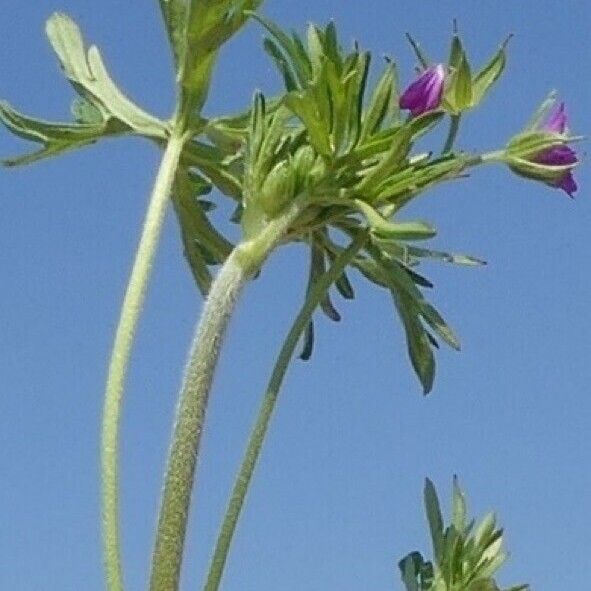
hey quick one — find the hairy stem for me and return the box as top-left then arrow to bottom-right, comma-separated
149,202 -> 304,591
203,231 -> 368,591
101,130 -> 187,591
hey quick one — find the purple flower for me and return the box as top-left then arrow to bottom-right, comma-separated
399,64 -> 446,117
534,103 -> 578,197
542,102 -> 567,134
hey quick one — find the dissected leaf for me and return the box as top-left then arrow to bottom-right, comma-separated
45,13 -> 166,138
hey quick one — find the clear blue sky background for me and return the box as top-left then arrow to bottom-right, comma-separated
1,2 -> 590,590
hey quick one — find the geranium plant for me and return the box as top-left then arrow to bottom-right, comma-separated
1,2 -> 580,590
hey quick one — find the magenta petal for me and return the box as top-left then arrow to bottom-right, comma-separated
399,64 -> 445,117
543,102 -> 567,134
535,145 -> 578,166
557,171 -> 578,197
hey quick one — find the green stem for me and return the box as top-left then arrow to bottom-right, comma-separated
101,129 -> 187,591
442,114 -> 461,154
202,231 -> 368,591
149,202 -> 304,591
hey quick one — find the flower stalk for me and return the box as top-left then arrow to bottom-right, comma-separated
149,199 -> 304,591
101,128 -> 188,591
202,231 -> 368,591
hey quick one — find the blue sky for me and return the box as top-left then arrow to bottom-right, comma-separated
1,2 -> 590,590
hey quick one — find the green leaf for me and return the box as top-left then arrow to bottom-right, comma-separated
263,38 -> 299,91
468,579 -> 501,591
354,200 -> 437,241
299,320 -> 315,361
406,246 -> 486,267
311,242 -> 341,322
424,479 -> 445,561
393,292 -> 436,393
158,0 -> 189,67
182,141 -> 243,198
420,302 -> 461,351
306,24 -> 325,75
452,476 -> 467,531
172,168 -> 233,292
356,127 -> 411,192
71,97 -> 105,124
325,248 -> 355,299
399,553 -> 421,591
408,110 -> 445,139
0,100 -> 111,166
249,12 -> 311,87
360,61 -> 397,142
474,512 -> 497,549
180,2 -> 264,114
375,154 -> 466,204
284,91 -> 332,156
45,13 -> 166,138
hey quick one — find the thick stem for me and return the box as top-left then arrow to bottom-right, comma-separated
203,231 -> 368,591
101,130 -> 187,591
149,202 -> 303,591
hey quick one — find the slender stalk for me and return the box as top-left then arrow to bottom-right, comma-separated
149,202 -> 304,591
101,130 -> 187,591
203,231 -> 368,591
442,114 -> 461,154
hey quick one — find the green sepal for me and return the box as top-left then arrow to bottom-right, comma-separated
506,130 -> 566,158
405,33 -> 431,69
524,91 -> 558,131
444,36 -> 473,114
471,36 -> 511,105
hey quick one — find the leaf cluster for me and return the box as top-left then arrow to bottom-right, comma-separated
398,479 -> 529,591
237,17 -> 490,392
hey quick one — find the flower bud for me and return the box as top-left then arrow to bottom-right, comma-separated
399,65 -> 446,117
258,160 -> 296,217
505,101 -> 579,197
